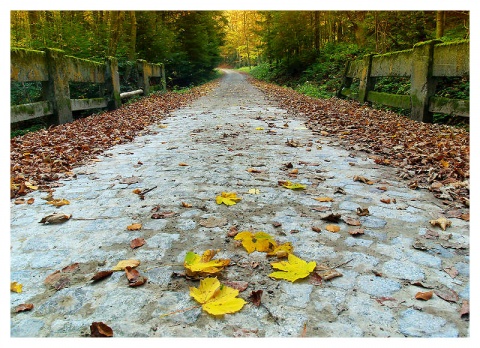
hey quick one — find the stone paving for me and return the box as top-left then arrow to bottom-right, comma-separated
10,70 -> 469,337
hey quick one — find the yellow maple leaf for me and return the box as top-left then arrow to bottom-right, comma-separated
127,223 -> 142,231
111,259 -> 140,271
46,198 -> 70,207
190,277 -> 246,315
216,192 -> 242,206
11,281 -> 23,293
184,250 -> 230,277
269,253 -> 316,282
280,181 -> 306,190
267,242 -> 294,258
234,231 -> 277,254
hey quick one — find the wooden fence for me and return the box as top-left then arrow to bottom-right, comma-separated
337,40 -> 469,123
11,48 -> 166,125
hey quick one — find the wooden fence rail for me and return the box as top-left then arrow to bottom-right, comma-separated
11,48 -> 166,125
337,40 -> 469,123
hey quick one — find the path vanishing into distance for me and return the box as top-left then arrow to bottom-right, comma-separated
10,70 -> 470,338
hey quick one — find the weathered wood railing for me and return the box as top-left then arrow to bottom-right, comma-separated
337,40 -> 469,123
11,48 -> 166,125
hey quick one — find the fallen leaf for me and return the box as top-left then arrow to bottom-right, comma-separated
39,213 -> 71,224
179,162 -> 188,166
27,198 -> 34,204
434,287 -> 459,303
223,281 -> 248,292
334,187 -> 346,195
278,181 -> 306,190
343,217 -> 361,226
181,202 -> 192,208
111,259 -> 140,271
380,198 -> 391,204
309,272 -> 323,286
267,242 -> 294,258
90,322 -> 113,337
460,300 -> 469,319
353,175 -> 374,185
429,217 -> 452,231
255,127 -> 264,130
151,211 -> 176,219
349,228 -> 365,236
91,270 -> 114,281
249,290 -> 263,307
415,291 -> 434,301
132,188 -> 142,194
234,231 -> 277,254
227,225 -> 239,237
325,225 -> 340,233
46,198 -> 70,207
125,266 -> 140,282
321,213 -> 341,222
314,196 -> 333,202
216,192 -> 242,206
130,238 -> 146,249
247,168 -> 263,173
10,282 -> 22,293
269,253 -> 316,282
320,269 -> 343,280
286,138 -> 302,147
443,266 -> 459,279
127,223 -> 142,231
272,221 -> 282,228
199,216 -> 228,228
312,226 -> 322,233
356,207 -> 370,216
14,198 -> 25,204
184,250 -> 230,277
248,188 -> 260,194
190,277 -> 246,315
14,303 -> 34,312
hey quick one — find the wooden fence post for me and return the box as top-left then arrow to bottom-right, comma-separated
105,57 -> 121,110
410,40 -> 441,123
137,59 -> 150,95
336,61 -> 352,98
161,63 -> 166,91
43,48 -> 72,125
358,54 -> 375,103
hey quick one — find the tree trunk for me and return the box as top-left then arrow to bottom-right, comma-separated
436,11 -> 445,38
314,11 -> 320,51
243,11 -> 251,68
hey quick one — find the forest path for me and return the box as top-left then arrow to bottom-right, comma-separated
10,70 -> 469,338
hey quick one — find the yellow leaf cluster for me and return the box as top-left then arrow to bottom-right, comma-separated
269,254 -> 316,282
190,277 -> 246,315
234,231 -> 276,254
216,192 -> 242,206
184,250 -> 230,277
11,281 -> 23,293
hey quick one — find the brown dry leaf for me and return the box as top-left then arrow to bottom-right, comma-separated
91,270 -> 114,282
44,263 -> 80,290
320,269 -> 343,280
247,168 -> 263,173
249,290 -> 263,307
130,238 -> 146,249
429,217 -> 452,231
377,186 -> 388,191
356,207 -> 370,216
443,266 -> 459,279
343,217 -> 361,226
415,291 -> 433,301
27,197 -> 34,204
460,213 -> 469,221
90,322 -> 113,337
290,168 -> 299,175
132,188 -> 142,194
460,300 -> 469,319
151,211 -> 176,219
312,226 -> 322,233
223,281 -> 248,292
39,213 -> 71,224
325,225 -> 340,233
227,225 -> 239,237
353,175 -> 374,185
380,198 -> 391,204
127,223 -> 142,231
14,198 -> 25,204
179,162 -> 189,166
199,216 -> 228,228
309,272 -> 323,286
349,228 -> 365,236
125,266 -> 140,282
314,196 -> 333,202
181,202 -> 192,208
14,303 -> 34,313
434,287 -> 459,303
320,213 -> 341,222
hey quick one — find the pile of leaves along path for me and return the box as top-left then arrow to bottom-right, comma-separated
250,77 -> 470,209
10,80 -> 220,200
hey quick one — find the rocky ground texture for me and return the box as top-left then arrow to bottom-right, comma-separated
10,70 -> 469,338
